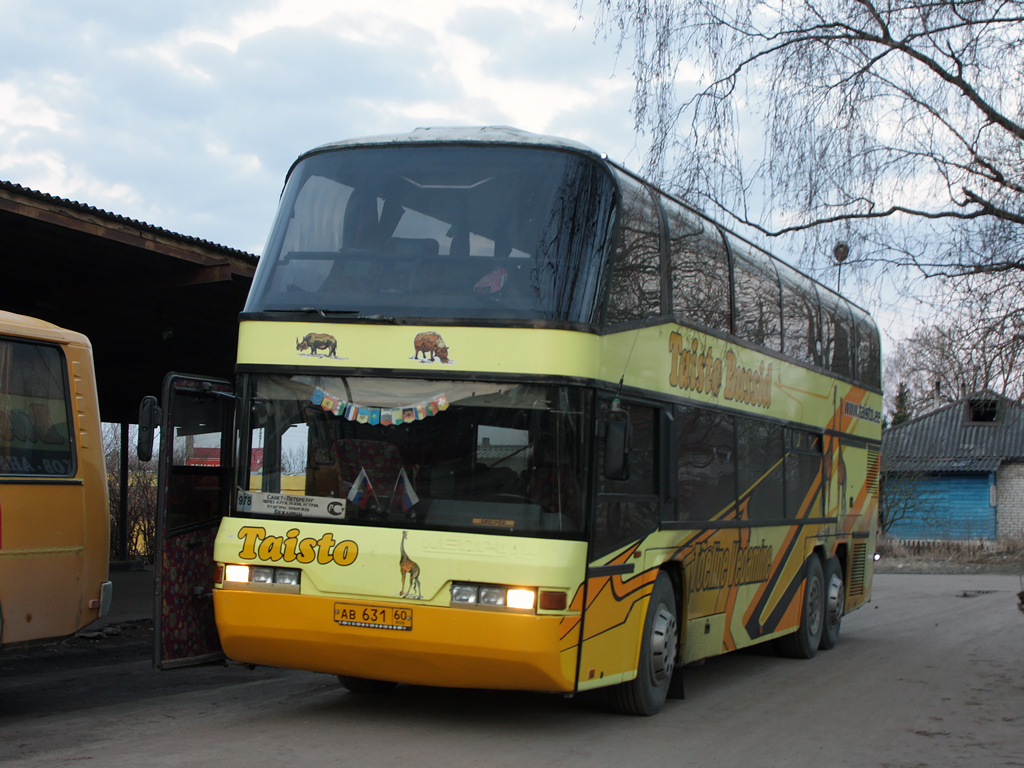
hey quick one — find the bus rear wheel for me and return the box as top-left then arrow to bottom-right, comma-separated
777,555 -> 824,659
819,557 -> 844,650
610,572 -> 678,716
338,675 -> 397,693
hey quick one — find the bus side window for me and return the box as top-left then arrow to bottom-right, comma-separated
821,294 -> 856,379
674,405 -> 737,521
0,339 -> 75,476
732,245 -> 782,353
604,175 -> 662,324
736,416 -> 785,520
785,429 -> 823,518
853,308 -> 881,388
593,402 -> 659,557
665,202 -> 731,334
779,264 -> 821,366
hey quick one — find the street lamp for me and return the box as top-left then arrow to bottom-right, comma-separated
833,241 -> 849,292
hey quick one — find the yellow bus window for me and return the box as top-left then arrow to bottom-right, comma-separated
0,339 -> 74,476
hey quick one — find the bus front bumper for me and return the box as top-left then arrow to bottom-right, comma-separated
213,589 -> 578,692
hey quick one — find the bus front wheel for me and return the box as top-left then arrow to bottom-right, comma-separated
338,675 -> 397,693
610,572 -> 678,716
777,555 -> 824,659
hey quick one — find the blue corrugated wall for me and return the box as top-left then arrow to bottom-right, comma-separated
885,473 -> 997,540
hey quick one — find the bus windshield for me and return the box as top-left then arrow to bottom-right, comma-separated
245,145 -> 617,323
238,374 -> 591,537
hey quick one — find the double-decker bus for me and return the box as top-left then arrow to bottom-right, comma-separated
0,311 -> 111,648
145,127 -> 881,714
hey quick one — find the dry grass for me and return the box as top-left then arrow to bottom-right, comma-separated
876,535 -> 1024,575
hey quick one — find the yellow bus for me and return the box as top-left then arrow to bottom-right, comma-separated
145,127 -> 881,714
0,311 -> 111,648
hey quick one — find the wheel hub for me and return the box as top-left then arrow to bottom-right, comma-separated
826,572 -> 844,629
648,604 -> 678,685
807,573 -> 824,638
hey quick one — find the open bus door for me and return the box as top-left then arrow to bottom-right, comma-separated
140,373 -> 234,669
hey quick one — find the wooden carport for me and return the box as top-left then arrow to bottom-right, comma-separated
0,180 -> 258,560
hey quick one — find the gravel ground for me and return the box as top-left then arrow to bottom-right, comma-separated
5,573 -> 1024,768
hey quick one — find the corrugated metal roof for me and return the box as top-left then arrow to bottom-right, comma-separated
0,179 -> 257,262
883,392 -> 1024,474
883,456 -> 1004,474
1,179 -> 257,423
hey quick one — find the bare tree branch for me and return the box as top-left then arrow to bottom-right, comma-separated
589,0 -> 1024,288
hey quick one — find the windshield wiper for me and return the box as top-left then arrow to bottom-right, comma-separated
264,308 -> 361,316
262,308 -> 396,323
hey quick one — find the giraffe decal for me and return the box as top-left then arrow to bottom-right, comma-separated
837,445 -> 848,515
399,530 -> 422,599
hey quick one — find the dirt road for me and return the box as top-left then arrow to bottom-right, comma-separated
2,573 -> 1022,768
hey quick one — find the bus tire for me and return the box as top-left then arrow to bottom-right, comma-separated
610,572 -> 678,716
819,557 -> 844,650
777,555 -> 824,659
338,675 -> 397,693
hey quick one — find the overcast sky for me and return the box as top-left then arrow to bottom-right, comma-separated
2,0 -> 919,352
1,0 -> 645,255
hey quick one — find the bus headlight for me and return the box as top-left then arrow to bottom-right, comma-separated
451,583 -> 479,603
224,564 -> 251,583
505,588 -> 536,610
450,582 -> 536,612
251,566 -> 275,584
274,568 -> 301,586
478,586 -> 506,606
220,563 -> 301,591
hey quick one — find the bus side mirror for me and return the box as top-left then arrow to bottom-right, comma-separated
137,395 -> 161,462
603,416 -> 631,482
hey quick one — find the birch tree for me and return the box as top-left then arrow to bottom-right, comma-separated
590,0 -> 1024,290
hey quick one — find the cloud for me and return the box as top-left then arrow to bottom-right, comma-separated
0,0 -> 641,253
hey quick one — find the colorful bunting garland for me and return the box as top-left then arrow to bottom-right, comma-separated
310,387 -> 449,424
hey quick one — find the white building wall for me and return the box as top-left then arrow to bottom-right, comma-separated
996,462 -> 1024,539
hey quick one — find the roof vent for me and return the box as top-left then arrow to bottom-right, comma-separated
968,398 -> 999,423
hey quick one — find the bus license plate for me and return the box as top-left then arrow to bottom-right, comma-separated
334,602 -> 413,631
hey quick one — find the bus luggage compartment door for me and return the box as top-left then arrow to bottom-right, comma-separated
151,373 -> 234,669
